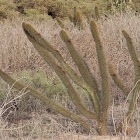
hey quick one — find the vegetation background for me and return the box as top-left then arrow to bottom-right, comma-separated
0,0 -> 139,20
0,0 -> 140,139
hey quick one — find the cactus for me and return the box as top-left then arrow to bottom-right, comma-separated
90,20 -> 110,135
2,20 -> 138,135
22,22 -> 96,120
0,19 -> 138,135
94,6 -> 100,20
68,7 -> 84,30
2,18 -> 138,135
56,17 -> 65,29
0,68 -> 90,132
68,13 -> 73,23
0,20 -> 109,135
109,30 -> 140,133
73,6 -> 77,25
76,10 -> 84,29
109,63 -> 129,96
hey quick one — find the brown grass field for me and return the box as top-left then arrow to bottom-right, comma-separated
0,11 -> 140,139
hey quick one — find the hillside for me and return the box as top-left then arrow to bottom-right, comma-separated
0,0 -> 139,20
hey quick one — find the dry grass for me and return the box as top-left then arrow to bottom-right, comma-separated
0,11 -> 140,139
0,106 -> 138,139
0,11 -> 139,96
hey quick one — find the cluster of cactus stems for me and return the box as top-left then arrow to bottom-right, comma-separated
56,7 -> 84,30
68,7 -> 84,29
56,6 -> 100,30
0,19 -> 139,135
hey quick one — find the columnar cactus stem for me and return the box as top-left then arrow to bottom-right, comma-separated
0,69 -> 90,132
1,18 -> 138,136
60,30 -> 100,115
74,7 -> 77,25
122,30 -> 140,82
109,63 -> 129,96
56,17 -> 65,28
76,10 -> 84,29
90,20 -> 110,113
22,20 -> 109,135
90,20 -> 110,135
23,25 -> 97,120
119,30 -> 140,132
68,7 -> 84,29
109,30 -> 140,133
22,23 -> 99,109
68,13 -> 73,23
0,18 -> 109,135
94,6 -> 100,20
